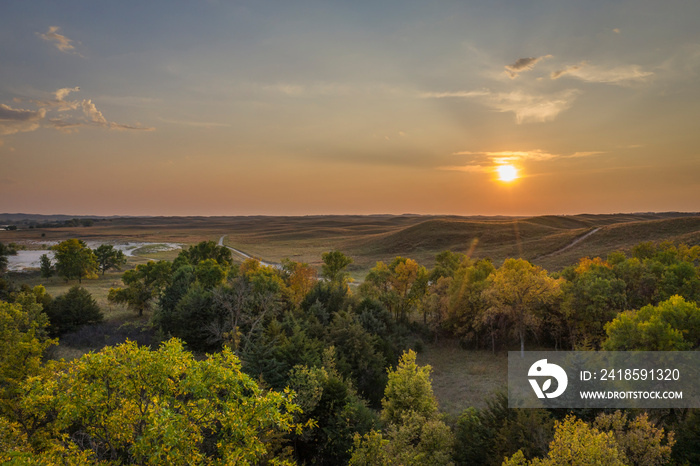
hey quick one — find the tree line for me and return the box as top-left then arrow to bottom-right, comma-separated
0,238 -> 698,464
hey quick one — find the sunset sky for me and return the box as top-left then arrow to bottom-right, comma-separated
1,1 -> 699,216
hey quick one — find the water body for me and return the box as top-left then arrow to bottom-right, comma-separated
6,242 -> 182,271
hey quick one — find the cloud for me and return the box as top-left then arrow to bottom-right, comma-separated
25,87 -> 82,111
158,118 -> 231,128
454,150 -> 556,161
420,90 -> 490,99
438,164 -> 489,173
55,87 -> 81,102
1,88 -> 154,135
551,62 -> 653,84
481,89 -> 580,124
79,99 -> 154,130
0,104 -> 46,135
423,88 -> 579,124
442,149 -> 603,173
81,99 -> 109,126
37,26 -> 82,56
505,55 -> 552,79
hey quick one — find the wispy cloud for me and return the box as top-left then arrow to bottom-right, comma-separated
79,99 -> 153,130
504,55 -> 552,79
37,26 -> 83,56
485,89 -> 580,123
420,90 -> 490,99
422,88 -> 579,124
158,118 -> 231,128
551,62 -> 653,84
440,149 -> 604,173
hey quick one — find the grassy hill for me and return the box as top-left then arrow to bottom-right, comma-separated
2,212 -> 700,276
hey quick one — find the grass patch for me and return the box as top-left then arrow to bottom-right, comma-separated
47,319 -> 155,362
416,339 -> 508,415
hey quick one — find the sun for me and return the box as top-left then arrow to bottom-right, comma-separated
496,164 -> 519,182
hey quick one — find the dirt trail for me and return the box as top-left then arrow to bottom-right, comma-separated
217,235 -> 279,268
538,227 -> 601,259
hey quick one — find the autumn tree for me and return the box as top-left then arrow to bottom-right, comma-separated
362,257 -> 428,323
503,415 -> 626,466
593,411 -> 675,466
0,292 -> 55,421
482,259 -> 561,357
94,244 -> 127,276
51,239 -> 98,283
445,259 -> 495,349
281,258 -> 318,306
8,339 -> 305,464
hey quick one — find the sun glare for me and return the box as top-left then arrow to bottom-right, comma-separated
496,164 -> 518,182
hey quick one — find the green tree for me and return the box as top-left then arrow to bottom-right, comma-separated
321,250 -> 353,287
602,295 -> 700,350
44,286 -> 103,335
51,239 -> 98,283
174,240 -> 233,268
39,253 -> 54,279
108,260 -> 173,316
9,339 -> 305,464
194,258 -> 228,289
288,351 -> 378,465
350,350 -> 453,466
94,244 -> 127,276
0,242 -> 17,275
327,311 -> 387,407
430,250 -> 467,282
381,350 -> 437,424
453,393 -> 553,466
482,259 -> 561,357
560,257 -> 627,348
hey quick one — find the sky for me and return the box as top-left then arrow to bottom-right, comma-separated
1,0 -> 699,216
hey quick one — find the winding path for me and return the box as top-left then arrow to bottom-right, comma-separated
217,235 -> 279,268
538,227 -> 601,259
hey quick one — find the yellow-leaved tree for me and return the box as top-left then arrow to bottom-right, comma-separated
482,259 -> 562,357
4,339 -> 307,465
